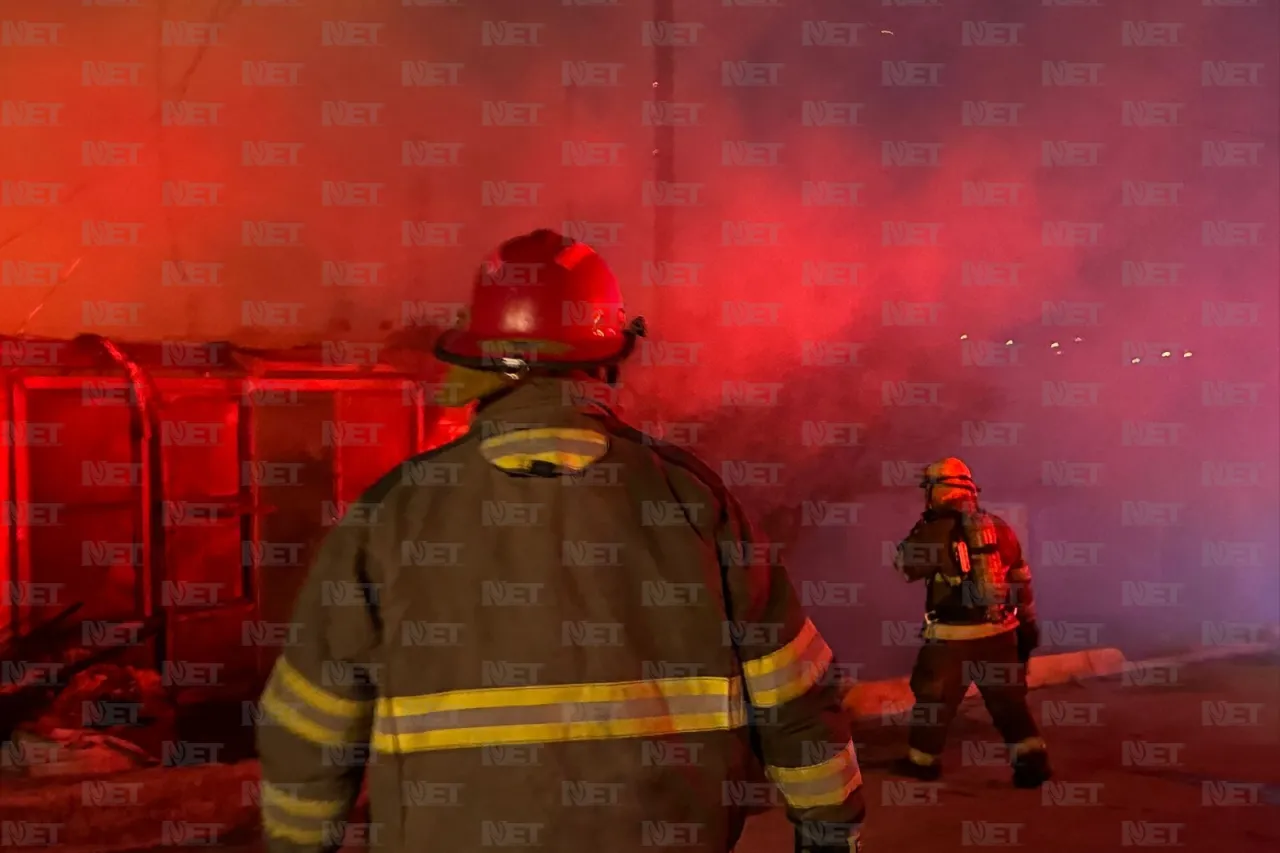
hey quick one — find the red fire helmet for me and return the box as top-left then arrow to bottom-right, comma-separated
434,229 -> 646,371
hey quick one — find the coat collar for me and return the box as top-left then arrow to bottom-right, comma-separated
472,375 -> 620,435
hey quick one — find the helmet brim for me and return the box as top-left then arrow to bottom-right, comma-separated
433,328 -> 633,370
920,476 -> 980,492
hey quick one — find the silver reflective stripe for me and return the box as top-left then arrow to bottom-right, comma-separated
773,769 -> 863,809
743,624 -> 833,707
768,741 -> 862,809
480,436 -> 608,462
260,784 -> 347,845
375,692 -> 728,738
479,429 -> 610,474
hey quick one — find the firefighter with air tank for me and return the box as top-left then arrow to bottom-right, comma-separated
890,457 -> 1052,788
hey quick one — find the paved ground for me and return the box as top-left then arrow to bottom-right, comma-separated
739,650 -> 1280,853
3,652 -> 1277,852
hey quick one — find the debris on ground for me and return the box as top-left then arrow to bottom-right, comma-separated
0,603 -> 86,742
0,759 -> 262,851
17,664 -> 177,765
1,606 -> 166,748
3,727 -> 157,778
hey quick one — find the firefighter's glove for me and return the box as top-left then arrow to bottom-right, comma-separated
1016,620 -> 1041,663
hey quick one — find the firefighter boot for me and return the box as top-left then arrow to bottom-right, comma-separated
1012,749 -> 1052,788
892,749 -> 942,782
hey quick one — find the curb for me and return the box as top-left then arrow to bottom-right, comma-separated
842,642 -> 1278,720
841,648 -> 1130,719
1121,641 -> 1278,671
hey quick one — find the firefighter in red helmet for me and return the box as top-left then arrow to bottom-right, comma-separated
255,230 -> 866,853
890,457 -> 1051,788
431,228 -> 646,405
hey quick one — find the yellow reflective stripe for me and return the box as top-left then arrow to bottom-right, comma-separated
1013,736 -> 1047,756
274,656 -> 369,719
907,747 -> 938,766
260,658 -> 373,747
767,741 -> 862,809
372,676 -> 747,754
261,783 -> 347,818
260,783 -> 348,845
924,617 -> 1018,641
261,690 -> 349,747
741,618 -> 819,679
482,428 -> 607,449
373,711 -> 740,753
379,676 -> 734,715
480,427 -> 609,473
741,619 -> 834,707
263,822 -> 324,845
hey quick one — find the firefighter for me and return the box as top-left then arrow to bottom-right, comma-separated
255,229 -> 866,853
889,457 -> 1051,788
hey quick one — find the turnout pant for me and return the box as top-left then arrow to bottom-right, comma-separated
905,629 -> 1043,768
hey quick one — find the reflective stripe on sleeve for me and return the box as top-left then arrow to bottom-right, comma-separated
767,741 -> 863,810
741,619 -> 833,708
1013,736 -> 1047,757
260,782 -> 348,846
907,747 -> 938,767
260,656 -> 374,746
372,677 -> 745,754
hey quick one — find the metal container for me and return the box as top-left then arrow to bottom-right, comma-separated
1,335 -> 468,692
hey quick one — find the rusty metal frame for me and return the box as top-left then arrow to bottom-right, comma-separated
5,368 -> 435,643
332,393 -> 345,516
238,375 -> 423,581
0,379 -> 11,639
78,338 -> 166,665
332,384 -> 423,501
238,386 -> 260,606
9,379 -> 133,636
150,375 -> 255,604
147,377 -> 254,671
5,375 -> 148,638
17,372 -> 225,658
240,378 -> 418,393
10,384 -> 33,636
